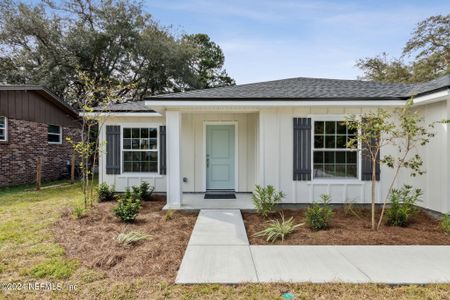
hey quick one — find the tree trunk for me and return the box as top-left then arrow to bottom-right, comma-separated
371,159 -> 376,230
376,165 -> 402,230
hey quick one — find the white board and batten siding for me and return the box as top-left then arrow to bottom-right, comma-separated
99,116 -> 167,192
99,113 -> 258,193
98,99 -> 450,214
258,102 -> 450,214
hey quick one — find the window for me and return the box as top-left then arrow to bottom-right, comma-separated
313,120 -> 358,179
0,117 -> 7,141
48,125 -> 62,144
122,127 -> 158,173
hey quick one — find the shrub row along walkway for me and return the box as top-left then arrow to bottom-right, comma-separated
176,209 -> 450,284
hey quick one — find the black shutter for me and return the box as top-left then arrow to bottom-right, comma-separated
106,125 -> 121,174
293,118 -> 312,181
361,130 -> 380,181
159,126 -> 167,175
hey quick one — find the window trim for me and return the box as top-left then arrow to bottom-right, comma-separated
0,116 -> 7,142
121,126 -> 159,174
310,115 -> 361,181
48,124 -> 62,145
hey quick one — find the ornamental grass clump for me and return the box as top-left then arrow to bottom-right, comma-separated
252,185 -> 285,217
116,231 -> 150,246
386,185 -> 421,227
73,204 -> 86,219
254,213 -> 303,242
305,194 -> 334,231
440,214 -> 450,235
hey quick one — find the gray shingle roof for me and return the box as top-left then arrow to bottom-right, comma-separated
93,101 -> 155,112
409,74 -> 450,96
93,74 -> 450,111
147,74 -> 450,100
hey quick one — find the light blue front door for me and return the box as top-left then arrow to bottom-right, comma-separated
206,125 -> 235,190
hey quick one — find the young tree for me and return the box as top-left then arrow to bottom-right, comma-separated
345,110 -> 396,230
345,99 -> 436,230
67,71 -> 132,208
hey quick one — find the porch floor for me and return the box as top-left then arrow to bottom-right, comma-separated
163,193 -> 255,210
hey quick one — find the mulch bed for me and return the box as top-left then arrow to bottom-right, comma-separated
243,207 -> 450,245
54,196 -> 197,282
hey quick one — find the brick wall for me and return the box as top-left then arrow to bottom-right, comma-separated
0,118 -> 81,187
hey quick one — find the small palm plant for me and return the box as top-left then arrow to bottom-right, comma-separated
254,213 -> 303,243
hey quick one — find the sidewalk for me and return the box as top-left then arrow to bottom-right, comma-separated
176,209 -> 450,284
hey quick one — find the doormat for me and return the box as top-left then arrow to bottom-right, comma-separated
204,193 -> 236,199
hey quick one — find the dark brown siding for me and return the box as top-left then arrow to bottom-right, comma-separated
0,90 -> 79,128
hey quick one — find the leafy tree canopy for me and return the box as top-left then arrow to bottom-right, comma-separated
0,0 -> 234,105
356,14 -> 450,83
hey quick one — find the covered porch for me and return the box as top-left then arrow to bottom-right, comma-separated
161,108 -> 259,209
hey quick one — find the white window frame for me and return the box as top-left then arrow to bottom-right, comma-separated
310,115 -> 361,181
0,116 -> 7,142
121,126 -> 159,174
48,124 -> 62,144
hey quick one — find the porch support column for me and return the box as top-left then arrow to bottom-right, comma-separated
166,111 -> 182,208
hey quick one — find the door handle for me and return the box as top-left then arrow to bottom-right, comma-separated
207,157 -> 210,168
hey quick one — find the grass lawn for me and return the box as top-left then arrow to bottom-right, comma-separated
0,181 -> 449,299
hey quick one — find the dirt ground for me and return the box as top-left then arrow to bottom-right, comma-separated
54,196 -> 197,282
243,207 -> 450,245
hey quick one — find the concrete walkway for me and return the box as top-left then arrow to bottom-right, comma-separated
176,209 -> 450,284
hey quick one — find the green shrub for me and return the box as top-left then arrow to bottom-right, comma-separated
116,231 -> 150,246
305,194 -> 334,231
131,185 -> 142,200
386,185 -> 421,227
440,214 -> 450,235
139,181 -> 154,200
127,182 -> 155,201
114,195 -> 141,223
124,187 -> 132,200
73,205 -> 86,219
254,213 -> 303,242
252,185 -> 285,217
98,182 -> 115,202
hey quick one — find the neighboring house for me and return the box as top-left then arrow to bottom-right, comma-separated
93,75 -> 450,214
0,86 -> 80,187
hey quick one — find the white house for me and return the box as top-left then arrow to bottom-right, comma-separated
93,75 -> 450,213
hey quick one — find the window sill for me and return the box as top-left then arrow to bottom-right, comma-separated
118,173 -> 164,178
307,179 -> 364,185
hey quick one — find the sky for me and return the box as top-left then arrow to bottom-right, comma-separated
145,0 -> 450,84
